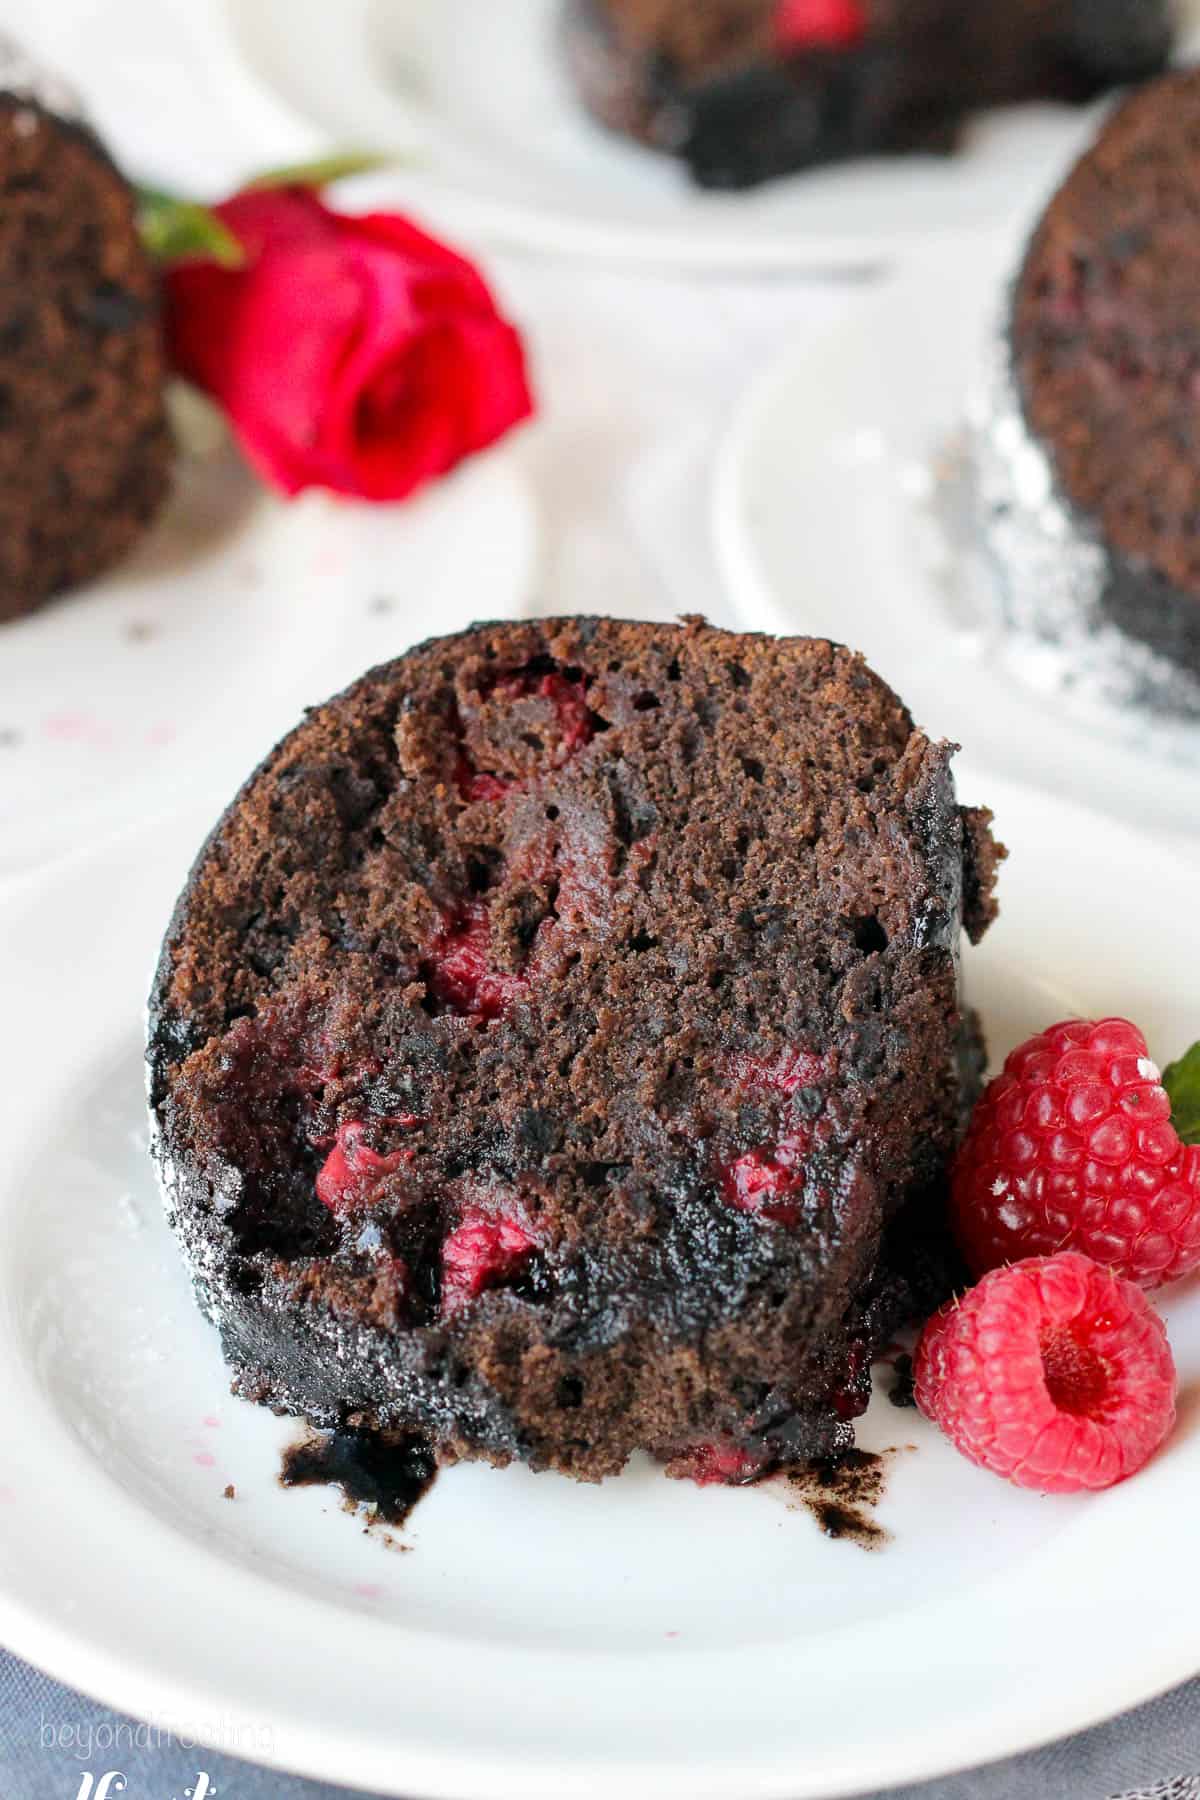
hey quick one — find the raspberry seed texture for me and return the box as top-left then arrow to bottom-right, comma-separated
951,1018 -> 1200,1287
914,1253 -> 1176,1492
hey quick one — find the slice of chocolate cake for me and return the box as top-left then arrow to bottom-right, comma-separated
147,618 -> 1000,1483
973,70 -> 1200,720
563,0 -> 1173,190
0,38 -> 172,623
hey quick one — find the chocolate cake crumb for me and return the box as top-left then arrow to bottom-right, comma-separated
222,1483 -> 236,1500
148,618 -> 999,1486
281,1427 -> 437,1528
788,1445 -> 895,1548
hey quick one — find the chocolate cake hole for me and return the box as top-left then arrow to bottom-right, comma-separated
466,856 -> 498,895
633,691 -> 661,711
847,915 -> 889,954
740,756 -> 765,782
727,661 -> 752,690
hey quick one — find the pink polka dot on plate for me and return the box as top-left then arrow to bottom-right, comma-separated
43,712 -> 116,748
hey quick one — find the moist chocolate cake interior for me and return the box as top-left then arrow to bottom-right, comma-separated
150,618 -> 999,1481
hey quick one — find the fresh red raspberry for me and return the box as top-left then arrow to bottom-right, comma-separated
441,1206 -> 536,1313
914,1253 -> 1176,1492
951,1018 -> 1200,1288
772,0 -> 866,55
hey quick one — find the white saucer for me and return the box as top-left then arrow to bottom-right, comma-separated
1,776 -> 1198,1799
228,0 -> 1200,271
0,410 -> 538,877
714,234 -> 1200,843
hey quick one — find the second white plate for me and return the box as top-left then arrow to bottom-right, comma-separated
714,234 -> 1200,842
0,422 -> 538,878
228,0 -> 1200,271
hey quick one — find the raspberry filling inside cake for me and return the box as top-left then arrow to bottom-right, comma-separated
148,618 -> 999,1482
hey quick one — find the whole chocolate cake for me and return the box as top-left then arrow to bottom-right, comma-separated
0,39 -> 172,622
148,618 -> 1000,1483
974,70 -> 1200,720
563,0 -> 1173,189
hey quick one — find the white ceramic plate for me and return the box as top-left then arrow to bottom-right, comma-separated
0,415 -> 538,877
714,234 -> 1200,844
228,0 -> 1200,271
1,775 -> 1198,1799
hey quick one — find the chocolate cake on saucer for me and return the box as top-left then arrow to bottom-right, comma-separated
973,69 -> 1200,720
148,617 -> 1000,1483
562,0 -> 1173,190
0,37 -> 171,622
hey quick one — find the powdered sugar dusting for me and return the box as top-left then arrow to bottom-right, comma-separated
960,300 -> 1200,753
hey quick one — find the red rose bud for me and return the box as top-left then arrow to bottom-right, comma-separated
164,187 -> 534,501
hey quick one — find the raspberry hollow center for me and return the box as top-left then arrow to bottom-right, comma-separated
1039,1327 -> 1111,1418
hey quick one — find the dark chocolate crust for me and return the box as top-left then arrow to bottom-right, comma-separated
1012,70 -> 1200,687
562,0 -> 1173,190
0,92 -> 171,621
148,618 -> 999,1482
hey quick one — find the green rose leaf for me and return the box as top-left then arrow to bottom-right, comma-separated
1163,1040 -> 1200,1147
137,189 -> 245,268
242,151 -> 396,192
